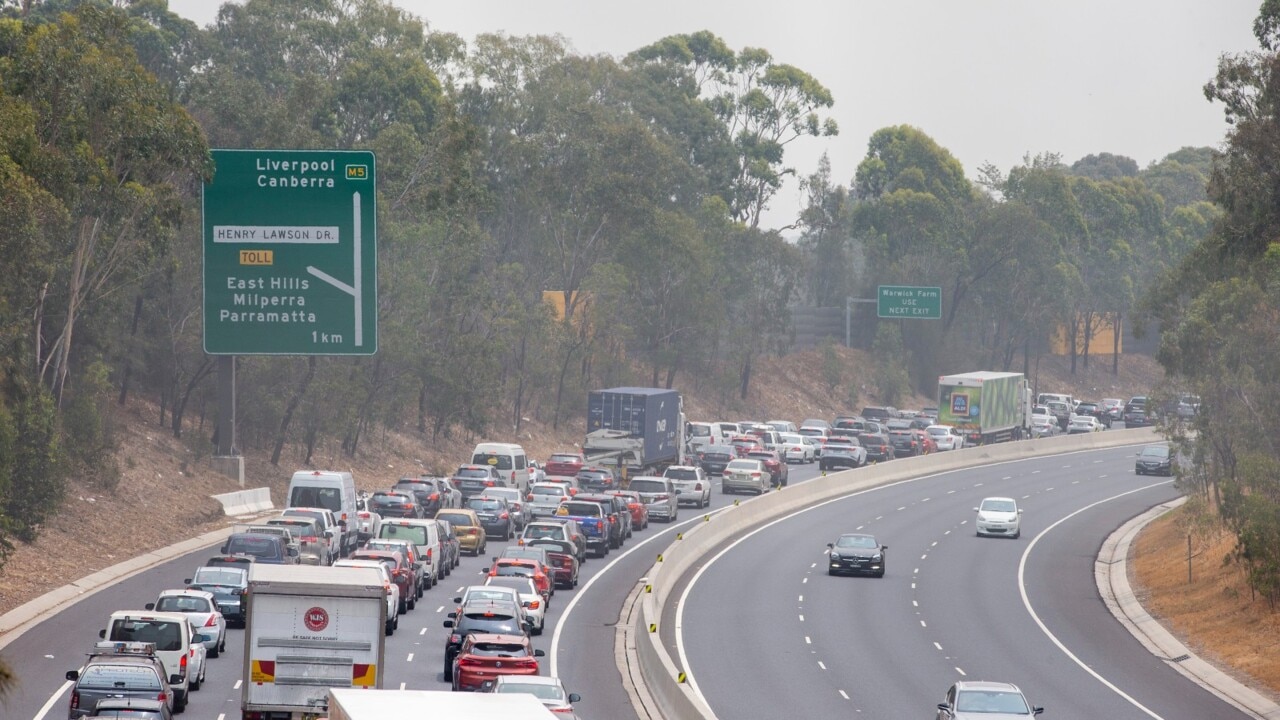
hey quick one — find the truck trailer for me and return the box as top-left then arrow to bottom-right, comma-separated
241,564 -> 387,720
583,387 -> 686,479
936,371 -> 1033,445
326,688 -> 558,719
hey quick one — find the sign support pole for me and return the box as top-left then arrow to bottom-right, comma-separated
212,355 -> 244,486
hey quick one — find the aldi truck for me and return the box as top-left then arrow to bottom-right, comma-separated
327,688 -> 557,719
241,564 -> 387,720
936,371 -> 1033,445
583,387 -> 686,479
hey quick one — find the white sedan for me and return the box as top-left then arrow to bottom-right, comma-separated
926,424 -> 965,451
1067,415 -> 1103,433
151,588 -> 226,658
334,559 -> 400,635
778,433 -> 816,464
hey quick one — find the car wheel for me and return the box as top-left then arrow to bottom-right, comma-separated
443,659 -> 453,682
209,643 -> 220,660
174,689 -> 187,713
876,570 -> 885,578
1013,529 -> 1021,540
533,623 -> 543,636
672,510 -> 678,522
827,568 -> 837,576
190,672 -> 201,692
722,485 -> 729,494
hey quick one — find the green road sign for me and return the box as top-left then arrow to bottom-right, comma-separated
203,149 -> 377,355
878,285 -> 942,319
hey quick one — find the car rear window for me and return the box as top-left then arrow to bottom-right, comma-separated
628,480 -> 668,493
192,568 -> 246,586
155,596 -> 211,613
473,453 -> 513,470
436,512 -> 475,527
561,502 -> 602,516
530,486 -> 564,497
487,577 -> 537,594
108,619 -> 183,652
701,452 -> 732,461
379,523 -> 428,544
372,493 -> 413,506
455,467 -> 492,479
226,535 -> 282,559
79,664 -> 162,690
549,454 -> 581,463
466,499 -> 504,511
665,468 -> 698,480
469,642 -> 529,656
288,486 -> 342,513
522,525 -> 563,539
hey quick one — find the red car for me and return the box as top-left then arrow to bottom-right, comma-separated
350,549 -> 416,612
611,490 -> 650,530
746,449 -> 789,487
451,633 -> 544,691
729,435 -> 763,457
488,557 -> 553,601
523,538 -> 580,589
911,429 -> 937,454
544,452 -> 585,477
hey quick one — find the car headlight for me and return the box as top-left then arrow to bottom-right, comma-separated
872,554 -> 882,561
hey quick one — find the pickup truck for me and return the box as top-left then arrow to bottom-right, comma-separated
555,500 -> 613,558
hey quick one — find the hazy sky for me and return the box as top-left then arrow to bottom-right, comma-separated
169,1 -> 1260,230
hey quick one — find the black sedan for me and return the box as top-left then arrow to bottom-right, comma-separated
1135,445 -> 1172,476
826,533 -> 887,577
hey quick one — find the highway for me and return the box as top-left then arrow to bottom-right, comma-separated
671,444 -> 1249,718
1,461 -> 830,720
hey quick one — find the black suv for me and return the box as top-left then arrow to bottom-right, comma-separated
857,431 -> 896,462
887,429 -> 921,457
696,445 -> 735,476
575,466 -> 619,492
441,600 -> 530,681
393,476 -> 448,515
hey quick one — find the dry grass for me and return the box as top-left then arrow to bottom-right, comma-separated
1131,506 -> 1280,695
9,345 -> 1249,690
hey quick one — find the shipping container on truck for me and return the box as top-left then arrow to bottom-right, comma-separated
326,687 -> 558,719
584,387 -> 685,478
241,564 -> 387,720
936,371 -> 1032,445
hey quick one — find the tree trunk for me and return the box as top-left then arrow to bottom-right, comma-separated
1069,313 -> 1079,375
1082,310 -> 1093,370
1112,312 -> 1122,375
418,384 -> 428,434
739,353 -> 754,401
171,357 -> 215,439
271,357 -> 317,465
303,425 -> 318,466
118,294 -> 145,405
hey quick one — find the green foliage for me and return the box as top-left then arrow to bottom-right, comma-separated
2,385 -> 63,544
60,360 -> 118,490
871,323 -> 910,406
820,338 -> 842,396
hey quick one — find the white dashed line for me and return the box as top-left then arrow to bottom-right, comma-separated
805,636 -> 812,644
875,515 -> 884,520
419,627 -> 427,635
798,595 -> 804,602
956,666 -> 967,676
1002,476 -> 1012,480
407,653 -> 414,662
1046,487 -> 1054,492
810,563 -> 817,568
912,600 -> 919,607
803,577 -> 808,584
818,661 -> 827,670
921,554 -> 928,560
930,541 -> 938,547
856,525 -> 864,530
974,482 -> 983,487
839,690 -> 850,700
1073,480 -> 1080,484
218,715 -> 225,720
922,497 -> 931,502
914,568 -> 920,574
234,680 -> 243,690
960,520 -> 968,525
934,642 -> 943,651
1094,459 -> 1104,464
1022,495 -> 1031,499
897,506 -> 906,511
947,489 -> 956,494
1061,465 -> 1072,469
436,606 -> 444,613
1099,475 -> 1108,479
920,620 -> 928,628
944,530 -> 951,535
1031,470 -> 1041,474
399,681 -> 406,690
912,582 -> 917,589
799,614 -> 805,622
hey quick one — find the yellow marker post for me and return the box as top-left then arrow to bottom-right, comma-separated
677,672 -> 687,683
703,515 -> 710,522
649,623 -> 657,633
656,553 -> 664,562
676,532 -> 683,540
645,584 -> 652,593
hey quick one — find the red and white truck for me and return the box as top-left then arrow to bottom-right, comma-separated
241,564 -> 387,720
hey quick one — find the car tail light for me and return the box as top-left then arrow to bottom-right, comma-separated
303,536 -> 317,543
516,657 -> 539,670
500,512 -> 509,519
551,707 -> 575,714
450,633 -> 461,644
751,472 -> 761,478
180,652 -> 188,674
528,599 -> 540,609
430,493 -> 439,501
459,656 -> 486,667
485,480 -> 495,487
426,547 -> 433,560
695,483 -> 703,490
70,690 -> 79,711
204,614 -> 218,627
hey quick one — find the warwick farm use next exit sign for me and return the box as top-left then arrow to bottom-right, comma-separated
202,149 -> 377,355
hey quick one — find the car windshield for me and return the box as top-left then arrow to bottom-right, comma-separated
192,568 -> 245,586
155,596 -> 210,613
1141,446 -> 1170,459
497,682 -> 565,700
836,535 -> 878,549
379,523 -> 428,544
436,512 -> 475,527
981,499 -> 1017,513
372,493 -> 411,505
725,460 -> 760,471
956,690 -> 1031,714
79,664 -> 162,690
487,577 -> 537,594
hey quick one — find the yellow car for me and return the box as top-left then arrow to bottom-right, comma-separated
436,508 -> 487,556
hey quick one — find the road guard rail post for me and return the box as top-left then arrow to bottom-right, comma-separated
631,428 -> 1162,720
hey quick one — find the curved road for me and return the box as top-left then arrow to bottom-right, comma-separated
0,460 -> 831,720
675,444 -> 1249,718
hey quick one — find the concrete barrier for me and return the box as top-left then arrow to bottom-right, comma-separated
632,429 -> 1162,720
212,486 -> 274,516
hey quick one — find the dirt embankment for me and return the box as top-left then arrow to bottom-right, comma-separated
7,348 -> 1276,699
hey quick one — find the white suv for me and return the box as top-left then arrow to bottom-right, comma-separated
663,466 -> 711,508
627,476 -> 679,522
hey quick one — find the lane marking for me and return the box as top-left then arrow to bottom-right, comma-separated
799,614 -> 805,622
234,679 -> 243,690
923,497 -> 931,502
934,642 -> 943,651
818,660 -> 827,670
913,600 -> 918,607
798,595 -> 804,602
897,506 -> 907,511
921,554 -> 928,560
1003,476 -> 1012,480
1018,480 -> 1175,719
920,620 -> 927,628
549,503 -> 732,676
25,680 -> 93,720
956,666 -> 966,676
839,689 -> 850,700
407,653 -> 414,662
931,541 -> 938,547
400,681 -> 406,690
419,627 -> 427,635
1032,470 -> 1041,474
803,577 -> 808,584
805,636 -> 812,644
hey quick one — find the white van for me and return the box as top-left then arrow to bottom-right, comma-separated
378,518 -> 444,590
287,470 -> 358,556
101,610 -> 208,711
470,443 -> 531,495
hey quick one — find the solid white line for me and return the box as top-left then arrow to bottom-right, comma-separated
33,681 -> 74,720
548,504 -> 731,677
839,689 -> 850,700
234,679 -> 243,690
1017,479 -> 1174,719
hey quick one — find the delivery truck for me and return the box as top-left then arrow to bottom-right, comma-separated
583,387 -> 686,479
936,371 -> 1033,445
241,564 -> 387,720
326,687 -> 558,719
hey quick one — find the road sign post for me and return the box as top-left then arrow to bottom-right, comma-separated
203,149 -> 378,355
877,285 -> 941,319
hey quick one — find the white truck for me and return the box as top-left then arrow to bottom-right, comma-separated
241,564 -> 387,720
326,688 -> 557,719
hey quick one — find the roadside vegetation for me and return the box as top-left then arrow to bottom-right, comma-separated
0,0 -> 1270,692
